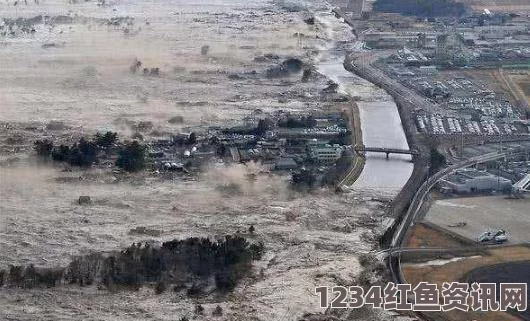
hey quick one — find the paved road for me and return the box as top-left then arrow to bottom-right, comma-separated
387,150 -> 527,287
348,52 -> 436,110
337,151 -> 364,188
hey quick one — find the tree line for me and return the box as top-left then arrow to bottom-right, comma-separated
0,235 -> 264,294
34,131 -> 146,172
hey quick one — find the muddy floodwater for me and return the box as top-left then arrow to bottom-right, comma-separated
1,0 -> 412,320
0,0 -> 322,131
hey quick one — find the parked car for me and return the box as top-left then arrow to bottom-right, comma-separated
477,229 -> 508,243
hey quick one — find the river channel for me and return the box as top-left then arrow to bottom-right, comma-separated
315,10 -> 413,193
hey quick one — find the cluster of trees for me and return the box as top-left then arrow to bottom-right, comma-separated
266,58 -> 303,78
278,115 -> 317,128
254,118 -> 274,136
429,148 -> 447,175
0,265 -> 64,289
35,131 -> 118,165
94,131 -> 118,148
321,151 -> 352,187
115,141 -> 146,172
173,132 -> 197,146
291,150 -> 354,189
35,137 -> 99,167
34,132 -> 146,172
0,235 -> 264,294
373,0 -> 466,17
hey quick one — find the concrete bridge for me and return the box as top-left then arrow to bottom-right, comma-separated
354,145 -> 419,159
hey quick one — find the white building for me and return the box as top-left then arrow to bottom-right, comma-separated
310,144 -> 344,164
440,169 -> 512,194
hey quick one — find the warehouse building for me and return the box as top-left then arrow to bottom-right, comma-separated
440,169 -> 512,194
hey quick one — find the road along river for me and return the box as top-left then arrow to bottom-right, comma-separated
314,10 -> 413,194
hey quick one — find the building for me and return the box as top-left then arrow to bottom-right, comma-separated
440,169 -> 512,194
436,34 -> 450,61
347,0 -> 364,16
274,157 -> 298,170
513,174 -> 530,192
310,144 -> 344,164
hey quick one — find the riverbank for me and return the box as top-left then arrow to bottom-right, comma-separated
329,4 -> 429,212
315,10 -> 413,194
337,100 -> 365,188
343,53 -> 429,220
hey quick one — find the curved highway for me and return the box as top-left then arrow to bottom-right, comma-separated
387,149 -> 526,289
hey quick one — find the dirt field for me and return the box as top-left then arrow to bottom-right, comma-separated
464,261 -> 530,320
519,79 -> 530,98
425,195 -> 530,244
403,245 -> 530,321
405,222 -> 472,248
512,71 -> 530,106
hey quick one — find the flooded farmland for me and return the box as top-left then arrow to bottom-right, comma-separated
1,0 -> 411,320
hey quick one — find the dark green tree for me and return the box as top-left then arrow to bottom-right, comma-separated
195,305 -> 205,315
291,168 -> 316,187
94,131 -> 118,148
429,148 -> 446,175
51,144 -> 70,162
34,139 -> 54,157
116,141 -> 146,172
216,144 -> 227,157
249,242 -> 264,260
68,138 -> 97,167
0,269 -> 5,287
254,118 -> 273,136
212,305 -> 223,316
186,132 -> 197,145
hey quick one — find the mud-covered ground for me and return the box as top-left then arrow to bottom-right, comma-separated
1,0 -> 332,133
1,157 -> 394,320
1,0 -> 408,320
